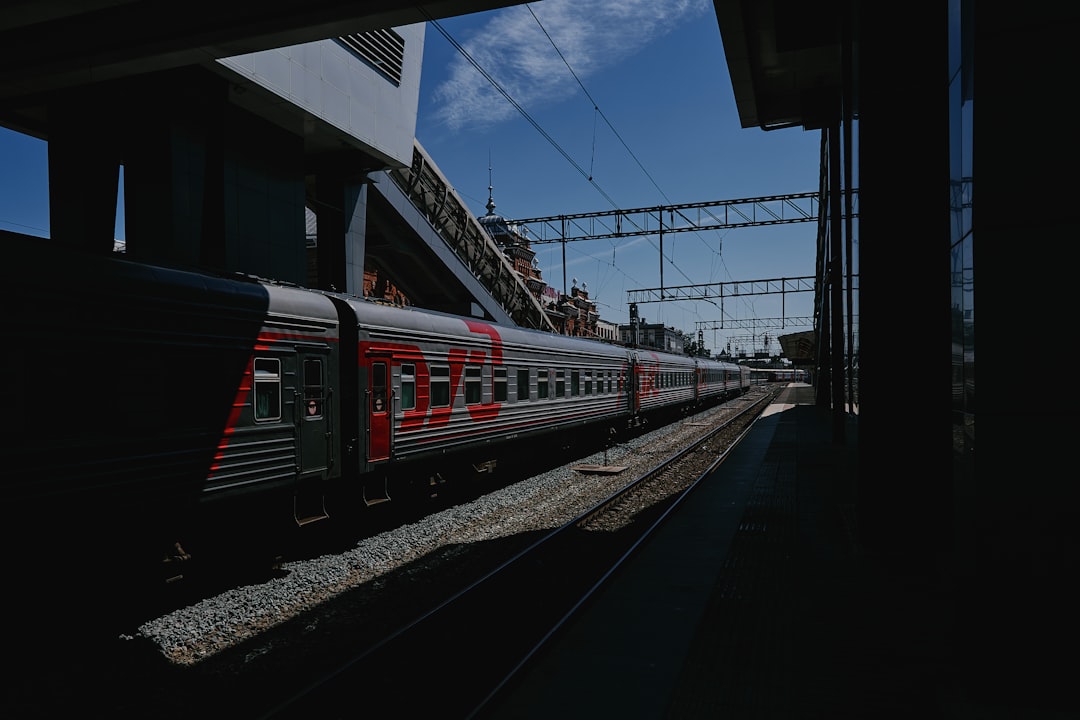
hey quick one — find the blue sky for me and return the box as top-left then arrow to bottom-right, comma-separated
0,128 -> 51,238
419,0 -> 823,351
0,0 -> 823,355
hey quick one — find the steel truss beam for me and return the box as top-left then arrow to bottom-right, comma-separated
694,317 -> 816,331
627,275 -> 818,304
511,190 -> 857,244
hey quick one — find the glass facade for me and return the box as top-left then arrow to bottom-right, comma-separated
949,0 -> 974,465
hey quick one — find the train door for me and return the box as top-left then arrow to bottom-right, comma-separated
367,357 -> 392,462
298,353 -> 331,476
692,362 -> 701,404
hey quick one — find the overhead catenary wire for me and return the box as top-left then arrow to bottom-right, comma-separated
523,4 -> 750,323
426,9 -> 756,334
525,4 -> 670,208
515,6 -> 700,286
425,14 -> 621,211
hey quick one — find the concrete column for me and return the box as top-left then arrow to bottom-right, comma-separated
122,69 -> 227,270
857,4 -> 951,555
47,89 -> 120,253
314,169 -> 368,296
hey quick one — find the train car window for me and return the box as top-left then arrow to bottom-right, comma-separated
431,366 -> 450,407
253,358 -> 281,422
555,370 -> 566,398
372,362 -> 388,414
401,364 -> 416,410
517,368 -> 530,401
465,365 -> 482,405
571,370 -> 580,396
494,367 -> 507,402
537,369 -> 549,399
303,358 -> 323,418
584,370 -> 592,395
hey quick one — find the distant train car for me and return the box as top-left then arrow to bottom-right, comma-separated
749,367 -> 808,384
329,299 -> 747,502
335,299 -> 633,503
2,244 -> 750,575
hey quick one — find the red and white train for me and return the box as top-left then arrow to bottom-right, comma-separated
3,245 -> 749,570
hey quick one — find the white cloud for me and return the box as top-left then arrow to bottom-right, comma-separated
431,0 -> 710,131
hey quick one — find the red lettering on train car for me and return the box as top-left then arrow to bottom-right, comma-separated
637,354 -> 659,398
360,321 -> 507,433
425,347 -> 466,429
208,344 -> 265,472
462,320 -> 504,421
463,320 -> 504,364
211,331 -> 337,476
358,342 -> 429,430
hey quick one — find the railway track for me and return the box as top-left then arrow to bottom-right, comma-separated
5,387 -> 781,719
259,388 -> 777,718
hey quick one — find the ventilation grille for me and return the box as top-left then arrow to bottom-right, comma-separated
338,29 -> 405,86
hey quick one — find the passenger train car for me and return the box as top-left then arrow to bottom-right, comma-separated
3,246 -> 749,574
748,367 -> 809,384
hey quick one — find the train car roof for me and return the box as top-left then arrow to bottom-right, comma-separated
342,298 -> 630,360
332,296 -> 751,370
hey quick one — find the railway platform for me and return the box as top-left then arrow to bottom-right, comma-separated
478,383 -> 969,718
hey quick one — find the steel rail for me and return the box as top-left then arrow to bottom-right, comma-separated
260,388 -> 780,719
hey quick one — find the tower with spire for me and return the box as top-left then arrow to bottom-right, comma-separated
477,164 -> 604,339
477,165 -> 549,303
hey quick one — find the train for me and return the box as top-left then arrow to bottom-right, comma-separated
748,367 -> 810,384
2,243 -> 750,577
